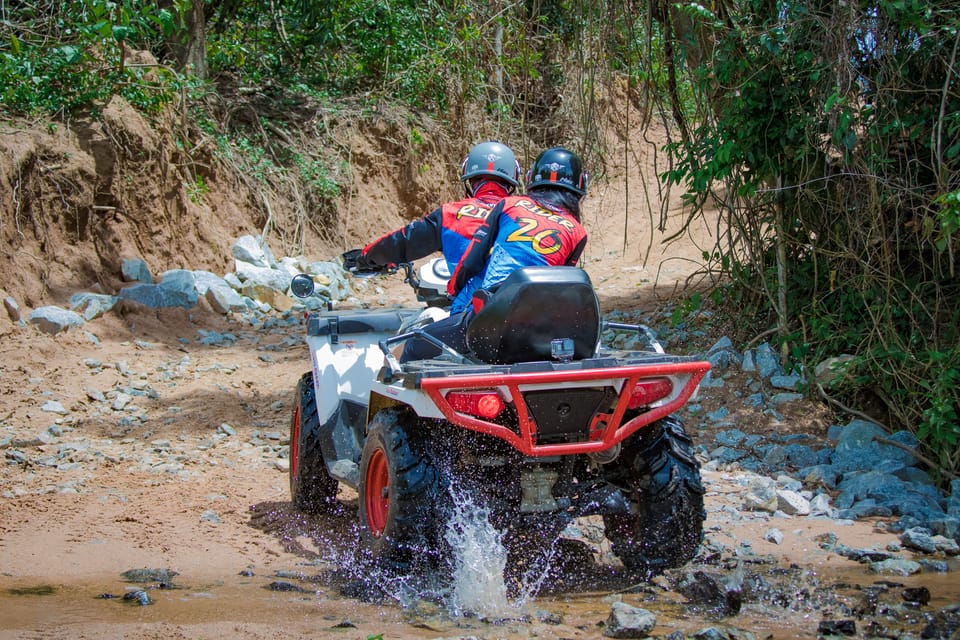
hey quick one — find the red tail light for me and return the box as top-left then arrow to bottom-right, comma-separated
446,390 -> 505,419
627,378 -> 673,409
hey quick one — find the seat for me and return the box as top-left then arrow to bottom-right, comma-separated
466,266 -> 600,364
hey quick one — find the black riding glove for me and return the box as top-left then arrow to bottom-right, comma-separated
341,249 -> 381,273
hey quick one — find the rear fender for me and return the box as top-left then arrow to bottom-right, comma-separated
368,379 -> 447,421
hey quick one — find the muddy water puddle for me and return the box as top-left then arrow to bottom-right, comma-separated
2,560 -> 957,639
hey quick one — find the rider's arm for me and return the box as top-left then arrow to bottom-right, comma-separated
448,201 -> 503,295
361,207 -> 444,267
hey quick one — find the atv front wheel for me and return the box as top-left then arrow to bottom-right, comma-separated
289,372 -> 339,512
602,415 -> 704,576
358,407 -> 449,571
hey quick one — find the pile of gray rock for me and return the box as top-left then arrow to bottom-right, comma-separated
691,334 -> 958,551
5,235 -> 349,335
605,309 -> 958,556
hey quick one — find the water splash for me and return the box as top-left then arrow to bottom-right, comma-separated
443,486 -> 513,618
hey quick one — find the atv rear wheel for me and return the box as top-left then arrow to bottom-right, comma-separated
358,407 -> 449,571
602,415 -> 704,576
289,372 -> 339,513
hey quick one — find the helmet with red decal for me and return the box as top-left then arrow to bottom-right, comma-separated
460,141 -> 520,196
526,147 -> 588,196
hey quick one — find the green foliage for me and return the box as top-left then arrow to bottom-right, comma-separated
0,0 -> 185,116
658,1 -> 960,481
185,174 -> 208,203
932,190 -> 960,251
292,153 -> 341,202
206,0 -> 453,110
670,291 -> 703,327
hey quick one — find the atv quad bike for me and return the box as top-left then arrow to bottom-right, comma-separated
288,258 -> 710,578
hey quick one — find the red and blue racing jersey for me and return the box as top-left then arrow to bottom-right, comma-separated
448,195 -> 588,312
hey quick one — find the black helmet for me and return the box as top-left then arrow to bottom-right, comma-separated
460,141 -> 521,195
526,147 -> 588,196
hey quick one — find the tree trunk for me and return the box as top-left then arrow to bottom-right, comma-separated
183,0 -> 207,79
161,0 -> 207,79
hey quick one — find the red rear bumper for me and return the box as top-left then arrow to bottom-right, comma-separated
419,361 -> 711,456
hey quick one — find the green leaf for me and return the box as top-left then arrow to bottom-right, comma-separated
58,45 -> 82,64
824,90 -> 838,112
112,25 -> 132,42
9,34 -> 20,56
155,8 -> 176,35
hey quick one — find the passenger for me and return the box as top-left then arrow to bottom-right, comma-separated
401,146 -> 589,362
342,141 -> 520,276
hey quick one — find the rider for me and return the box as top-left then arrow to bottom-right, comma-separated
401,146 -> 589,361
343,141 -> 520,274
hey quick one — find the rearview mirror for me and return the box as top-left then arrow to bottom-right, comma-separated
290,273 -> 315,298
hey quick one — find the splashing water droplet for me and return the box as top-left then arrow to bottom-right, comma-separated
443,485 -> 513,618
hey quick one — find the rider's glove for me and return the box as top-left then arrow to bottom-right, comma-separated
341,249 -> 362,270
341,249 -> 381,273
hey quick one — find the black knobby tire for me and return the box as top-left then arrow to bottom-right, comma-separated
358,407 -> 448,572
602,415 -> 705,576
289,372 -> 339,513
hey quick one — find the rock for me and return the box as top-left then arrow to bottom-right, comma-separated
814,354 -> 855,384
28,306 -> 84,334
120,567 -> 178,583
808,493 -> 836,517
235,262 -> 292,293
200,509 -> 221,523
117,283 -> 167,308
122,589 -> 151,605
267,580 -> 308,593
869,558 -> 922,576
901,586 -> 931,605
112,393 -> 133,411
817,619 -> 856,636
769,392 -> 803,405
302,260 -> 352,299
763,528 -> 784,544
218,423 -> 237,437
770,374 -> 804,390
158,270 -> 199,308
754,342 -> 783,378
205,283 -> 248,314
233,235 -> 278,269
69,292 -> 118,321
705,406 -> 730,422
776,489 -> 811,516
191,270 -> 228,295
121,257 -> 153,283
743,480 -> 778,513
239,282 -> 295,311
901,527 -> 939,553
603,601 -> 657,638
920,608 -> 960,639
3,293 -> 21,322
715,429 -> 748,447
40,400 -> 69,415
832,419 -> 904,472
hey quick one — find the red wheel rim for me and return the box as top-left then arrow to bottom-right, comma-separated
364,448 -> 389,538
290,405 -> 301,481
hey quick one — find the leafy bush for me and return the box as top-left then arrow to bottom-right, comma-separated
1,1 -> 185,116
657,1 -> 960,481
